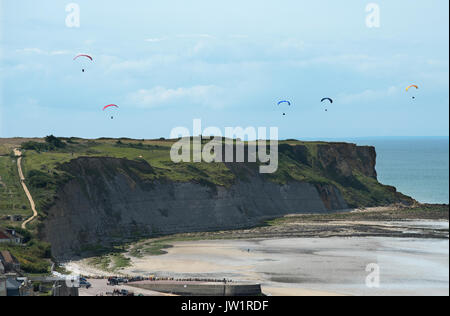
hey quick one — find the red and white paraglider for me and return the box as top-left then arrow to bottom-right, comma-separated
103,104 -> 119,120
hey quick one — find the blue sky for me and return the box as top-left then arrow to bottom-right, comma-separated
0,0 -> 448,139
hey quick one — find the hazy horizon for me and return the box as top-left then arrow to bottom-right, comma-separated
1,135 -> 449,140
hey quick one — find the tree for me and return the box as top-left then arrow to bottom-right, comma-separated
44,135 -> 66,149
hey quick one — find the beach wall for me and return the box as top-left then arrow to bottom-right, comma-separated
128,282 -> 262,296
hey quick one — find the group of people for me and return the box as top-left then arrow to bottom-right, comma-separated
81,274 -> 234,284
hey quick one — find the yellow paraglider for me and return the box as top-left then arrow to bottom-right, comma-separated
406,85 -> 419,92
406,85 -> 419,100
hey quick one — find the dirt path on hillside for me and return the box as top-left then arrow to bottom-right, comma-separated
13,149 -> 38,229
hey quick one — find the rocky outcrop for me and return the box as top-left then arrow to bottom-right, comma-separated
316,143 -> 377,178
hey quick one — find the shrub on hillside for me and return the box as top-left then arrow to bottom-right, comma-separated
21,135 -> 66,152
21,141 -> 50,152
27,170 -> 55,188
44,135 -> 66,149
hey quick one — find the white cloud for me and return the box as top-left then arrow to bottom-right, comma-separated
291,54 -> 373,68
177,34 -> 215,39
127,85 -> 224,108
15,48 -> 71,56
189,42 -> 208,56
279,38 -> 307,51
7,63 -> 46,73
339,86 -> 400,104
50,50 -> 70,56
229,35 -> 249,39
16,48 -> 46,54
145,37 -> 166,43
105,55 -> 179,73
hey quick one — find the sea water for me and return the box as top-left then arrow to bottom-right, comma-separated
350,137 -> 449,204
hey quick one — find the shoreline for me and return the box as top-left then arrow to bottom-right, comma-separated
71,234 -> 449,296
61,205 -> 449,296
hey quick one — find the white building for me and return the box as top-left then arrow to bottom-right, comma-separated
0,229 -> 23,244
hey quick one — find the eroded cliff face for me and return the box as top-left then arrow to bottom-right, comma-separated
43,157 -> 348,258
316,144 -> 377,179
40,143 -> 411,258
281,143 -> 377,178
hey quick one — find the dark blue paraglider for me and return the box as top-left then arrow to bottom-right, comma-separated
321,98 -> 333,103
277,100 -> 291,116
321,98 -> 333,112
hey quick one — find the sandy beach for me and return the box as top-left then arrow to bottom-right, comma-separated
65,219 -> 449,296
120,237 -> 448,296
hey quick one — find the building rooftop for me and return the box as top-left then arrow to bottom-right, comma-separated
0,251 -> 15,265
0,228 -> 23,241
0,231 -> 11,240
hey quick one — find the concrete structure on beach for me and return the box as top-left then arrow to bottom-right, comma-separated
128,280 -> 262,296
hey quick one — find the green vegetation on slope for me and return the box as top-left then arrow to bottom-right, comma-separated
129,242 -> 173,258
0,156 -> 31,222
267,143 -> 410,207
0,239 -> 52,274
87,252 -> 131,272
0,145 -> 11,156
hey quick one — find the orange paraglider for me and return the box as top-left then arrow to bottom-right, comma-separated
406,85 -> 419,100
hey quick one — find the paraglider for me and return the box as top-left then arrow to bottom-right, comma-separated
103,104 -> 119,119
73,54 -> 93,73
321,98 -> 333,111
277,100 -> 291,116
406,85 -> 419,99
406,85 -> 418,92
74,54 -> 93,61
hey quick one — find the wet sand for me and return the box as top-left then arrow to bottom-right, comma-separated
66,219 -> 449,296
119,235 -> 448,296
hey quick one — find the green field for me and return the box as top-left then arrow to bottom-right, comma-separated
0,145 -> 11,156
